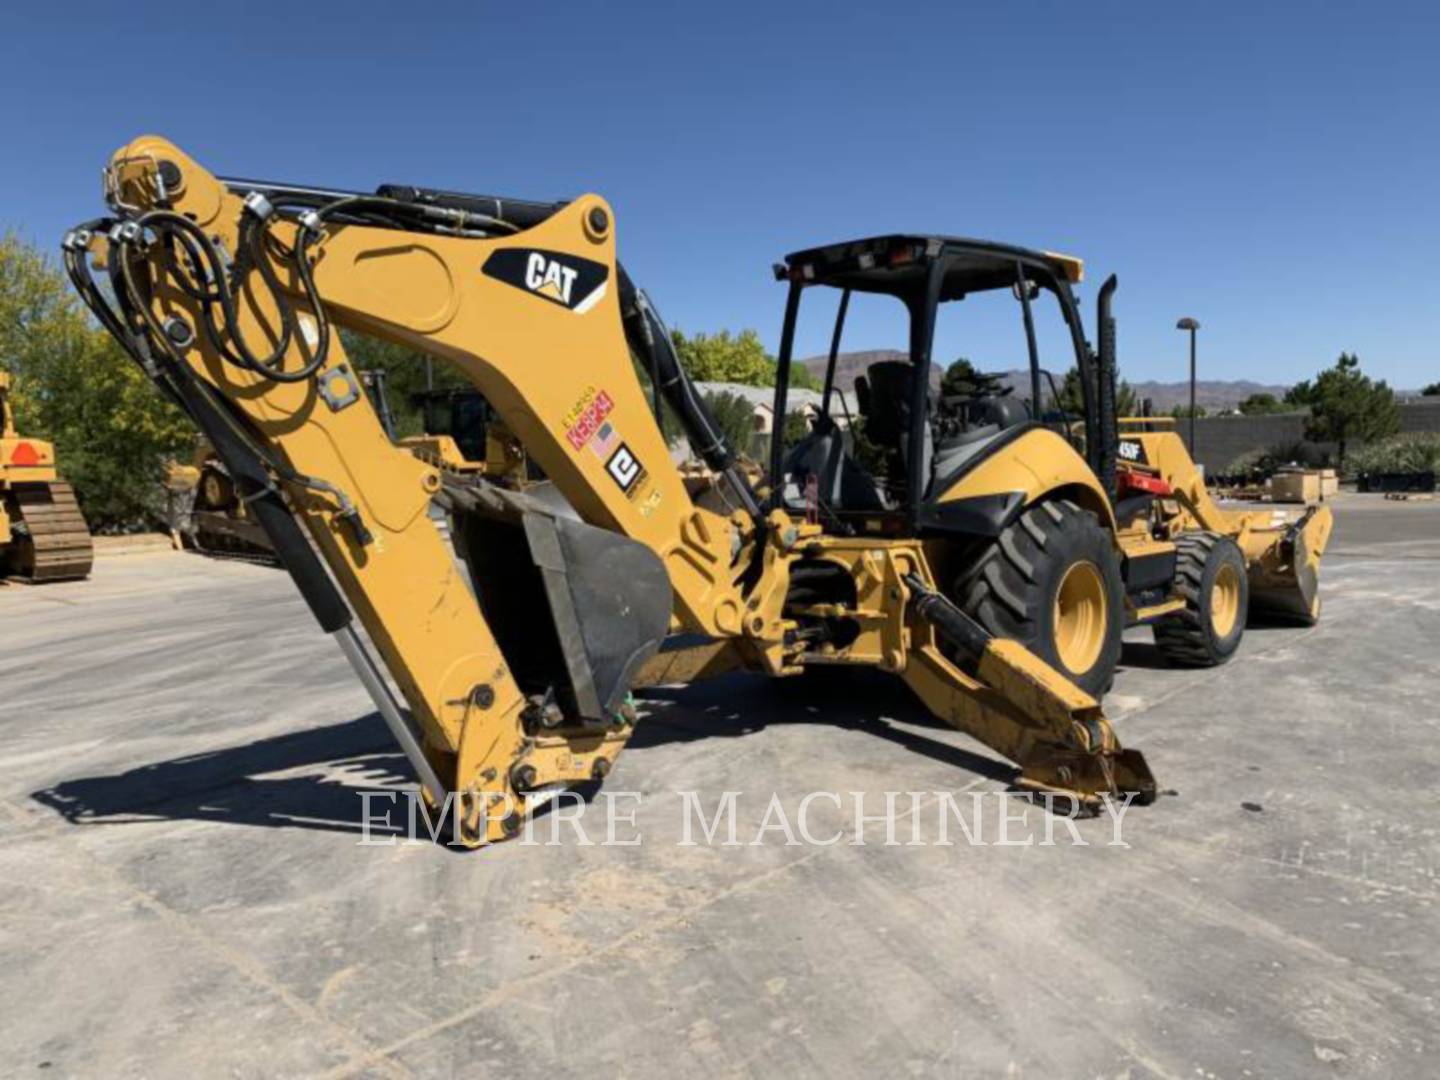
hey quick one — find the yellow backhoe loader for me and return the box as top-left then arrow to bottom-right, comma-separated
60,137 -> 1325,845
768,246 -> 1332,692
0,370 -> 94,582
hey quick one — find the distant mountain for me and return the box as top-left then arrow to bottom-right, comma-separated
801,353 -> 1290,412
800,351 -> 942,397
1123,378 -> 1292,412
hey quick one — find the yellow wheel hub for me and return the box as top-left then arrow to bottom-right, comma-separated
1053,560 -> 1108,675
1210,563 -> 1241,637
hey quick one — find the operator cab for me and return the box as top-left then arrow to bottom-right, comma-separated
768,235 -> 1100,533
411,387 -> 494,464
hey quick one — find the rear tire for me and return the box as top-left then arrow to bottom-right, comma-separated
953,499 -> 1124,698
1153,533 -> 1248,666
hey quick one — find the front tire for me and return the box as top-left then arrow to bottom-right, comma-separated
1153,532 -> 1248,666
953,499 -> 1124,697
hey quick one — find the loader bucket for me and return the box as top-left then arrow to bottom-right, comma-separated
1248,505 -> 1333,625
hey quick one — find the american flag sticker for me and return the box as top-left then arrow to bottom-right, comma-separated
588,420 -> 620,459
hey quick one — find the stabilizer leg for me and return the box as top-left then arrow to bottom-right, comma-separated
902,574 -> 1157,808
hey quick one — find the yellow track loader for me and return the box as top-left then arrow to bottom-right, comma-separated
0,370 -> 94,582
166,372 -> 531,561
399,382 -> 531,482
59,137 -> 1318,845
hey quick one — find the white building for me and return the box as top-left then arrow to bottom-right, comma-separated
693,381 -> 854,437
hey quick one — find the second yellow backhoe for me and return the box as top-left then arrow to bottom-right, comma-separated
61,137 -> 1329,845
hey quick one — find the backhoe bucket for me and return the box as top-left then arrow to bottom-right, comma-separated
446,480 -> 673,723
1248,505 -> 1333,624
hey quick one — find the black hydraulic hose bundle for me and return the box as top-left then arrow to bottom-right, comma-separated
62,218 -> 358,630
66,173 -> 536,544
616,266 -> 763,520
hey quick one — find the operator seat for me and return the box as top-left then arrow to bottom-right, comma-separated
780,413 -> 888,513
859,360 -> 933,491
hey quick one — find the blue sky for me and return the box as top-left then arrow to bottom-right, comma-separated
3,2 -> 1436,389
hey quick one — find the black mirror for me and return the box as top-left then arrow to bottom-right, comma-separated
1012,279 -> 1041,302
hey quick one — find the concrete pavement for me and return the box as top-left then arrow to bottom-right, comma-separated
1,494 -> 1436,1078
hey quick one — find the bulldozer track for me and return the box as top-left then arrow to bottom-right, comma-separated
7,481 -> 94,582
191,534 -> 281,567
188,511 -> 281,566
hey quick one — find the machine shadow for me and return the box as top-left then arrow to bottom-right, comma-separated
632,669 -> 1017,785
1120,618 -> 1309,672
30,714 -> 416,840
31,672 -> 1018,840
1118,639 -> 1175,672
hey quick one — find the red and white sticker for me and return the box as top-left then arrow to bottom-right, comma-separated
564,388 -> 614,450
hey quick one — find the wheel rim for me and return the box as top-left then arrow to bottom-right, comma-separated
1053,560 -> 1108,675
1211,563 -> 1241,637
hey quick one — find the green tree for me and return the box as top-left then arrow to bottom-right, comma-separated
700,390 -> 760,459
1422,381 -> 1440,396
1283,381 -> 1313,408
673,328 -> 772,384
781,408 -> 812,447
1,232 -> 193,529
1302,352 -> 1400,467
341,330 -> 470,439
1348,433 -> 1440,477
786,362 -> 822,391
938,358 -> 984,399
631,358 -> 685,446
1170,403 -> 1208,419
1054,365 -> 1137,418
671,327 -> 819,390
1238,392 -> 1289,415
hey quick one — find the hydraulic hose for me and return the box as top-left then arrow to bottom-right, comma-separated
617,266 -> 762,520
167,370 -> 355,633
141,207 -> 327,383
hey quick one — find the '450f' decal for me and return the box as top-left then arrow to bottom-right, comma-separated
482,248 -> 609,313
1118,439 -> 1147,464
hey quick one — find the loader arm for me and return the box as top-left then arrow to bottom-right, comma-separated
66,137 -> 1155,846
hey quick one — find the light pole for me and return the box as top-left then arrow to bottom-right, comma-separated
1176,317 -> 1200,455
